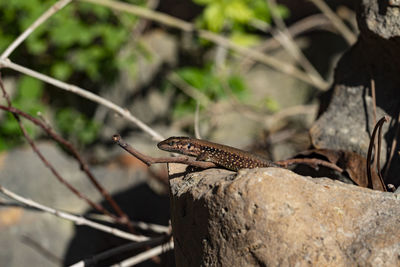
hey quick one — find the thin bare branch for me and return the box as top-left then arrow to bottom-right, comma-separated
377,117 -> 384,184
68,236 -> 169,267
0,77 -> 123,223
240,14 -> 335,72
0,185 -> 149,242
0,103 -> 133,227
0,58 -> 164,141
366,116 -> 389,191
336,6 -> 357,32
167,72 -> 210,106
87,213 -> 170,234
267,0 -> 327,89
0,74 -> 134,227
309,0 -> 357,44
369,78 -> 378,174
110,240 -> 174,267
197,30 -> 328,89
276,158 -> 343,173
194,102 -> 201,139
370,78 -> 377,126
80,0 -> 328,89
0,0 -> 72,59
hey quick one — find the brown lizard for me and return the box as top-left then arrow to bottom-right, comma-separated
157,136 -> 279,171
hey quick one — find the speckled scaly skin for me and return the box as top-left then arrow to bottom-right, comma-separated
157,136 -> 278,171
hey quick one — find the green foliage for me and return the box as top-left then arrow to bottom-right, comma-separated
0,0 -> 289,151
0,77 -> 45,150
0,0 -> 144,150
194,0 -> 289,46
172,1 -> 289,117
263,97 -> 280,112
0,0 -> 143,81
173,66 -> 248,117
55,108 -> 99,146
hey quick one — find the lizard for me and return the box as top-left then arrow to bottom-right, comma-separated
157,136 -> 279,171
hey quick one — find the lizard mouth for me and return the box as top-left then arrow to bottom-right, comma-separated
157,141 -> 171,151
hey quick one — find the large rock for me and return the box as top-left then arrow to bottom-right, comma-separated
169,167 -> 400,266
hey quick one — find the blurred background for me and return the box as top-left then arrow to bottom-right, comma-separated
0,0 -> 357,266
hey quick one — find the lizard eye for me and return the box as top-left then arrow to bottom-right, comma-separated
187,143 -> 191,149
168,141 -> 174,146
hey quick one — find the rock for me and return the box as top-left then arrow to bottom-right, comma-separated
310,0 -> 400,185
169,167 -> 400,266
357,0 -> 400,39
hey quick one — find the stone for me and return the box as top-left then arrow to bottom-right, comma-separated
169,167 -> 400,266
310,0 -> 400,186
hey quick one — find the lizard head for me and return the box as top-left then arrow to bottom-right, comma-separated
157,136 -> 199,157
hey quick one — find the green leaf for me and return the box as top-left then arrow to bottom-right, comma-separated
55,108 -> 99,145
230,32 -> 260,46
73,46 -> 105,79
79,3 -> 110,20
17,76 -> 43,99
26,37 -> 47,55
50,19 -> 89,47
226,1 -> 254,23
78,121 -> 99,145
228,75 -> 248,100
204,3 -> 225,32
1,115 -> 20,135
178,67 -> 206,89
274,4 -> 290,19
252,0 -> 271,23
51,62 -> 73,80
0,138 -> 8,151
264,97 -> 280,112
193,0 -> 214,4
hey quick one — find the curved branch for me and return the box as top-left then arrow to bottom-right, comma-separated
0,59 -> 164,141
1,0 -> 72,59
80,0 -> 328,89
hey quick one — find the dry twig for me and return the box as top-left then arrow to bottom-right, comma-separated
366,116 -> 389,191
0,185 -> 149,242
267,0 -> 326,88
0,59 -> 164,141
87,213 -> 170,234
80,0 -> 327,89
0,77 -> 132,226
109,240 -> 174,267
309,0 -> 356,44
240,14 -> 336,72
68,235 -> 170,267
0,102 -> 135,227
167,72 -> 210,106
194,102 -> 201,139
0,0 -> 72,59
276,158 -> 343,173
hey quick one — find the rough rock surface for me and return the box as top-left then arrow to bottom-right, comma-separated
310,0 -> 400,185
169,167 -> 400,266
